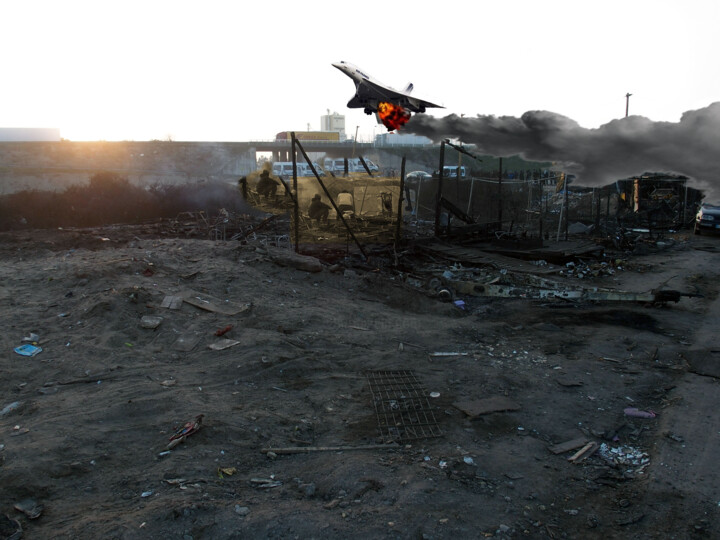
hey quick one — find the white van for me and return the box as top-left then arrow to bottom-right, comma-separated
271,162 -> 294,177
272,162 -> 324,177
323,157 -> 379,174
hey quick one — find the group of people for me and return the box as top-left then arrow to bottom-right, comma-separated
308,189 -> 355,224
239,171 -> 353,226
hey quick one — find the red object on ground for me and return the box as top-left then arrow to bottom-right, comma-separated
169,414 -> 204,441
215,325 -> 233,336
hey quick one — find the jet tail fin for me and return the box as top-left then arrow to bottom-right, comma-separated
403,82 -> 414,94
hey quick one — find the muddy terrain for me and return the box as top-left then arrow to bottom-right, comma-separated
1,226 -> 719,539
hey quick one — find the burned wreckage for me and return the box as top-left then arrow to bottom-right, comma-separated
233,136 -> 705,310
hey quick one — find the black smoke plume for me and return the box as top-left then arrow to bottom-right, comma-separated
405,102 -> 720,199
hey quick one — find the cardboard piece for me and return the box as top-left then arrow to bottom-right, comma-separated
172,334 -> 200,352
182,292 -> 250,316
208,339 -> 240,351
160,295 -> 183,310
453,396 -> 520,417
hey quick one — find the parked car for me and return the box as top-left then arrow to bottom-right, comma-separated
405,171 -> 432,183
694,203 -> 720,234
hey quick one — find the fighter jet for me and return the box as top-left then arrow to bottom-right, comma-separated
332,61 -> 443,115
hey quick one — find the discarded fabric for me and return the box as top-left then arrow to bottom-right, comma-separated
624,407 -> 656,418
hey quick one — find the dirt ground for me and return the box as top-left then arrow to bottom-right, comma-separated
1,224 -> 719,540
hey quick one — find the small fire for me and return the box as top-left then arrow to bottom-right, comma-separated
378,102 -> 411,132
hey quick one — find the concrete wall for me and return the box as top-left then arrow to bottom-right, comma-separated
0,128 -> 61,142
0,141 -> 257,194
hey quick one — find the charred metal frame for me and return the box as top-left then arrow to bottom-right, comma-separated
434,139 -> 484,236
394,156 -> 406,248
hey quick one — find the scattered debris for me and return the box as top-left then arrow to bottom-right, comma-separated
167,414 -> 204,450
556,376 -> 584,387
597,443 -> 650,473
260,444 -> 399,455
13,498 -> 43,520
567,441 -> 599,463
250,477 -> 282,489
0,401 -> 22,418
208,339 -> 240,351
182,292 -> 251,316
453,396 -> 521,417
14,344 -> 42,357
366,370 -> 442,443
218,467 -> 236,478
22,333 -> 39,343
160,295 -> 183,310
449,278 -> 694,305
172,333 -> 200,352
140,315 -> 163,329
270,250 -> 323,273
214,324 -> 233,337
549,437 -> 589,455
0,514 -> 22,539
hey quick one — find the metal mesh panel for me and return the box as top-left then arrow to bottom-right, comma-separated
366,370 -> 442,443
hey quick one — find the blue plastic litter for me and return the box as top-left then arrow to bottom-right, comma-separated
14,344 -> 42,357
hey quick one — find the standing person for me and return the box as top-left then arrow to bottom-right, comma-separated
256,170 -> 279,201
308,194 -> 331,224
238,176 -> 248,199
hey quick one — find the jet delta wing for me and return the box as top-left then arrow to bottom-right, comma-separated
332,61 -> 443,115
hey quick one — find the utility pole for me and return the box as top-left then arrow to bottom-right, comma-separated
434,141 -> 446,236
625,93 -> 632,117
497,157 -> 503,226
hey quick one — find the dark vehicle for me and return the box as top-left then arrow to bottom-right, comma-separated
694,203 -> 720,234
432,166 -> 466,179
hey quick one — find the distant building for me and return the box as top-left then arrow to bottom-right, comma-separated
375,132 -> 431,146
320,111 -> 346,140
0,128 -> 61,142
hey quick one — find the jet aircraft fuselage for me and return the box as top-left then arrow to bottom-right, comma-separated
332,61 -> 443,115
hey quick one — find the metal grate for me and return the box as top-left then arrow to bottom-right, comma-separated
366,370 -> 442,443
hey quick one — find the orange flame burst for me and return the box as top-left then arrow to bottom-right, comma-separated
377,102 -> 411,132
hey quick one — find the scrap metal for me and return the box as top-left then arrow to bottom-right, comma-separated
445,277 -> 696,305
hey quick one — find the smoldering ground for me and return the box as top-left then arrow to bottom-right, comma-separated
405,102 -> 720,199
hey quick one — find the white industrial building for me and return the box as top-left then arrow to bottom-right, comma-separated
320,111 -> 346,140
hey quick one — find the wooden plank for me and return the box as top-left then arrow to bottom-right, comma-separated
548,437 -> 589,455
568,441 -> 599,463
